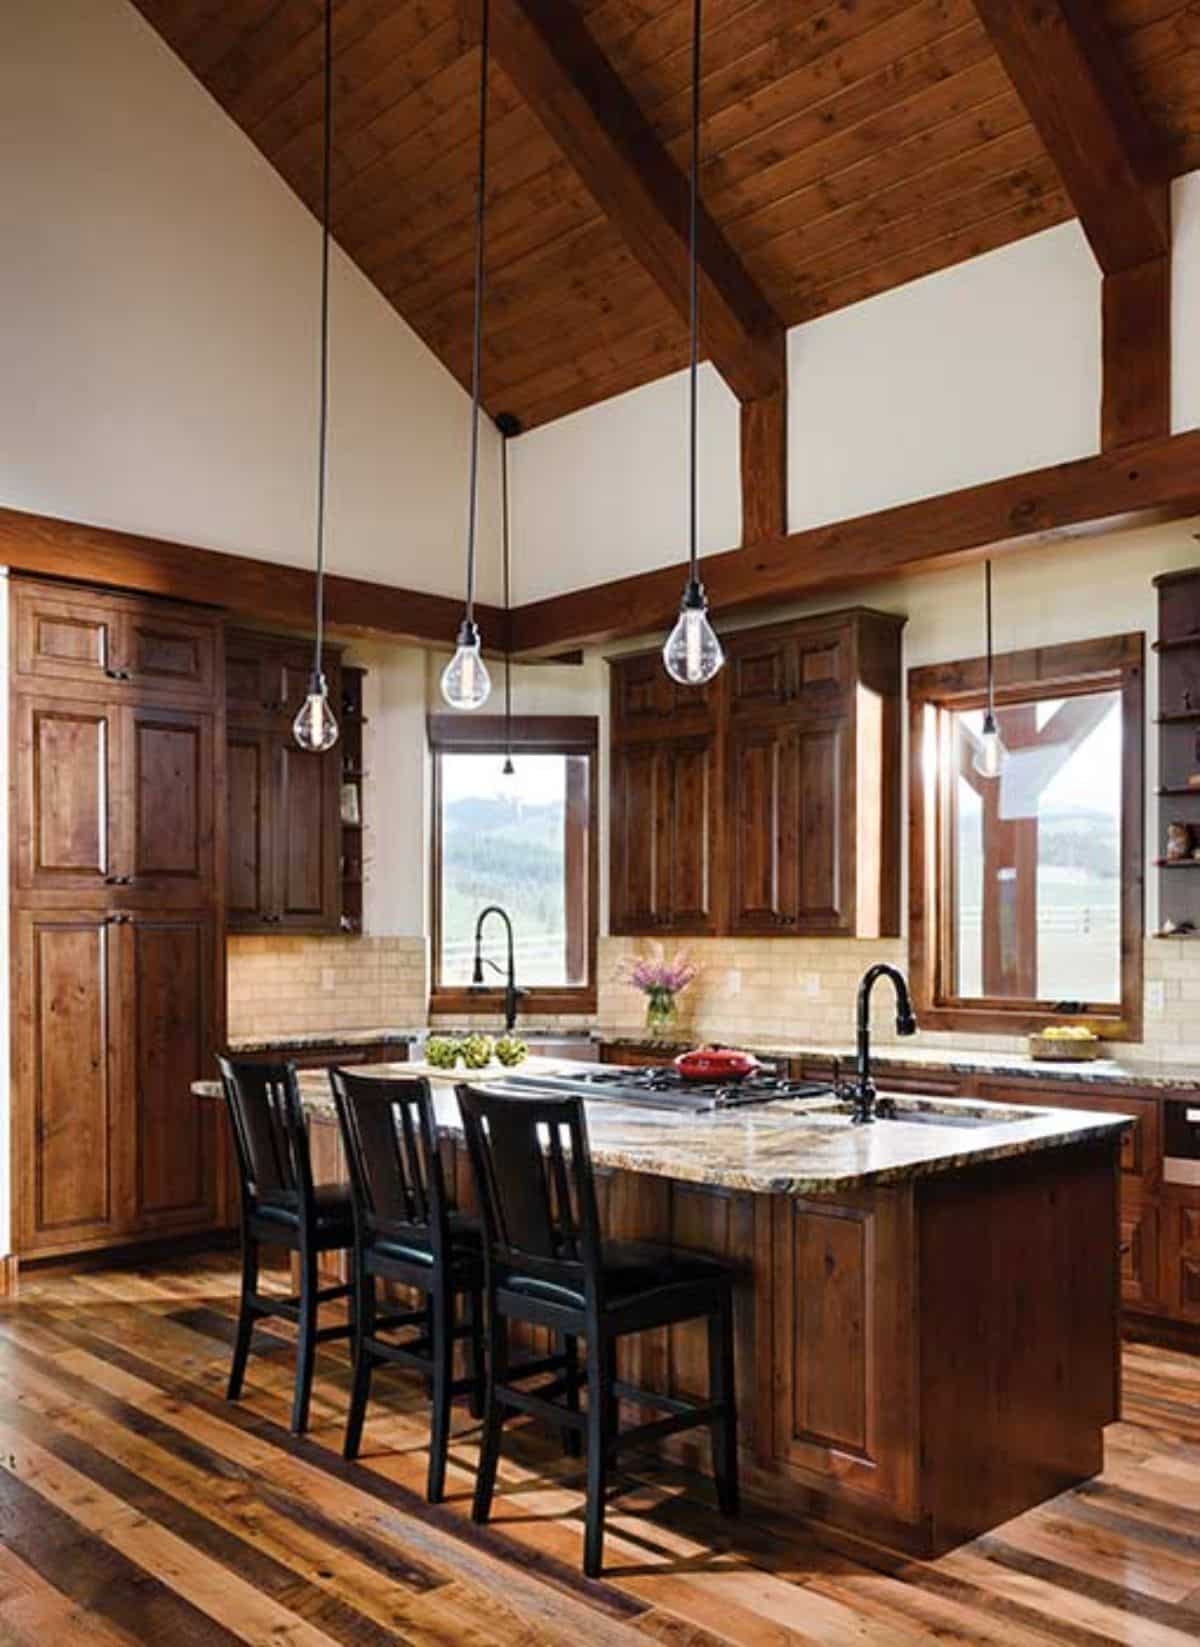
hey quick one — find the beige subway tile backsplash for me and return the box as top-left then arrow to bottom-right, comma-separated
227,936 -> 428,1040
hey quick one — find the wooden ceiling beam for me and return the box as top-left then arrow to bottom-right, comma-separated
0,507 -> 500,648
970,0 -> 1169,276
509,427 -> 1200,654
475,0 -> 785,406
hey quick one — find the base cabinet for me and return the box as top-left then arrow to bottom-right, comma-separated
15,909 -> 223,1258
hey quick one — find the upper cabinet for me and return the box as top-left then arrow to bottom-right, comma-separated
11,581 -> 222,908
223,630 -> 343,934
608,609 -> 903,940
15,581 -> 218,700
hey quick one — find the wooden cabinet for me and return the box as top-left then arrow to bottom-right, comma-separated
224,631 -> 342,934
607,609 -> 902,940
14,694 -> 217,906
15,581 -> 217,700
975,1077 -> 1164,1312
13,908 -> 221,1257
728,717 -> 846,933
609,735 -> 717,935
10,578 -> 227,1261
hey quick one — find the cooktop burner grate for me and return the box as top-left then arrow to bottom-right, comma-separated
490,1066 -> 835,1112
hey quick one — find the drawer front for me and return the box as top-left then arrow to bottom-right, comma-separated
125,611 -> 218,700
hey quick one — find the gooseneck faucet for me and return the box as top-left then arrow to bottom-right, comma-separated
471,904 -> 525,1031
850,964 -> 918,1124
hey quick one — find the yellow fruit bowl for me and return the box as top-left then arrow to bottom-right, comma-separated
1028,1028 -> 1102,1063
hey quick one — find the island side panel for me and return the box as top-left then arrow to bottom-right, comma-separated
768,1183 -> 922,1538
917,1137 -> 1121,1553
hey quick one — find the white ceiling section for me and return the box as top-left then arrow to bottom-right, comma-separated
0,0 -> 502,604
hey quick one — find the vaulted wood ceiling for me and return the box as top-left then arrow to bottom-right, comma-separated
132,0 -> 1200,430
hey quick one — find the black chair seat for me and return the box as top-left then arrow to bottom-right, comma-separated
501,1239 -> 727,1313
372,1212 -> 482,1271
257,1181 -> 354,1239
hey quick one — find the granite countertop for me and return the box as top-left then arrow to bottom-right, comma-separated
226,1027 -> 423,1053
592,1032 -> 1200,1092
193,1058 -> 1130,1198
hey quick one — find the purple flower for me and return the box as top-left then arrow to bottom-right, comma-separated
618,945 -> 698,999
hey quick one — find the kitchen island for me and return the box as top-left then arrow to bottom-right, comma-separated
195,1060 -> 1128,1557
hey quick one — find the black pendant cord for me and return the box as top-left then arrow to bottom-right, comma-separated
687,0 -> 700,588
501,423 -> 513,765
464,0 -> 491,627
984,559 -> 995,721
312,0 -> 333,680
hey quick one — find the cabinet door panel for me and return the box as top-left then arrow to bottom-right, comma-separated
127,916 -> 218,1229
277,741 -> 339,929
729,725 -> 793,930
226,731 -> 273,926
16,913 -> 125,1252
15,589 -> 123,687
16,697 -> 120,896
662,740 -> 716,932
128,708 -> 215,903
609,743 -> 663,932
124,613 -> 217,700
1120,1201 -> 1160,1310
728,634 -> 794,716
795,724 -> 844,930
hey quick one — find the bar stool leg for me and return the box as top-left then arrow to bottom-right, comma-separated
227,1234 -> 259,1401
472,1310 -> 508,1525
291,1247 -> 320,1435
427,1282 -> 454,1503
343,1265 -> 376,1460
583,1335 -> 614,1578
708,1286 -> 739,1517
465,1289 -> 485,1421
561,1333 -> 582,1458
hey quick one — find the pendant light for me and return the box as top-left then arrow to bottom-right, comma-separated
662,0 -> 724,688
496,411 -> 521,775
441,0 -> 493,712
974,559 -> 1005,780
294,0 -> 340,753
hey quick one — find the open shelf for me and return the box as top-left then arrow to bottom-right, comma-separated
1155,711 -> 1200,724
1157,785 -> 1200,796
1155,857 -> 1200,868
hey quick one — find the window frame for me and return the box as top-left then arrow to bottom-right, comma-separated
908,632 -> 1144,1039
428,714 -> 599,1017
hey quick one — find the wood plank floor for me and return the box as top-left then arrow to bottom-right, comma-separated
1,1254 -> 1198,1646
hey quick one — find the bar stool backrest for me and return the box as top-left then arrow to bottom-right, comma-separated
330,1070 -> 451,1261
217,1055 -> 315,1220
456,1084 -> 604,1308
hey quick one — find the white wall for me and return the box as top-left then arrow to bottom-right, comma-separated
509,366 -> 741,603
0,0 -> 501,603
787,223 -> 1100,529
512,183 -> 1200,600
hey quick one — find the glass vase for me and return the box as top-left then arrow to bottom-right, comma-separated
644,989 -> 678,1042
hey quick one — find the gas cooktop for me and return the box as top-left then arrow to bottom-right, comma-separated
489,1064 -> 834,1113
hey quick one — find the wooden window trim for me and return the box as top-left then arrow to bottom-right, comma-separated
908,633 -> 1144,1040
428,715 -> 599,1015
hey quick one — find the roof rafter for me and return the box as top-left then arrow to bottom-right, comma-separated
470,0 -> 785,405
970,0 -> 1169,273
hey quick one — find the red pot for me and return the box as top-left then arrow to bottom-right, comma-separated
673,1046 -> 761,1083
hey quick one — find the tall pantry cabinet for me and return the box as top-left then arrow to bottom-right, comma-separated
10,578 -> 228,1259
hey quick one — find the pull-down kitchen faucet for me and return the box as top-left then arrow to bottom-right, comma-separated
471,904 -> 526,1031
848,964 -> 918,1124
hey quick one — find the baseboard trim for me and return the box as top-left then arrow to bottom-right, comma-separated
19,1228 -> 239,1276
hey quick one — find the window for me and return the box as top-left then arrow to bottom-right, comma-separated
909,634 -> 1143,1036
430,715 -> 598,1012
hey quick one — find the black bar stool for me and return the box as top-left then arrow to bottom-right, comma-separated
330,1069 -> 485,1502
456,1082 -> 739,1578
217,1055 -> 354,1435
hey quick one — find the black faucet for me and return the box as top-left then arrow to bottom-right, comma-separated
470,905 -> 525,1031
849,963 -> 918,1124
